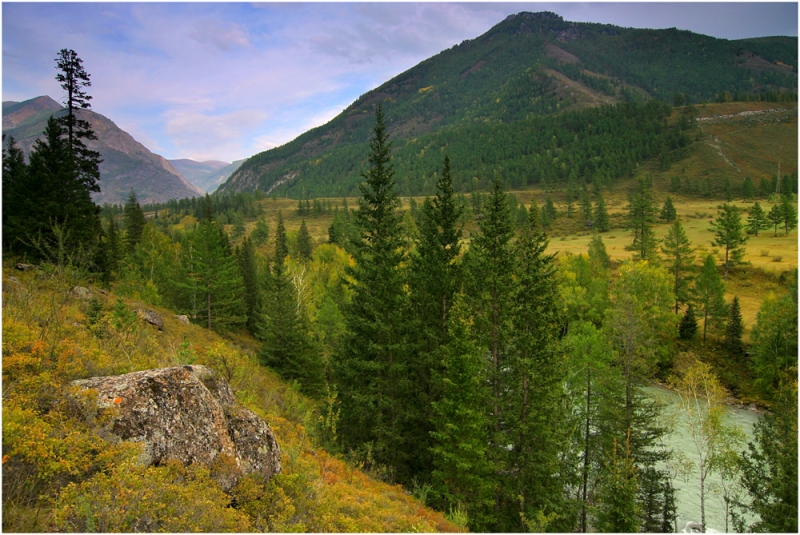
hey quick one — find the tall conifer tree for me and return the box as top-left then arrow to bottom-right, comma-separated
334,105 -> 410,480
407,155 -> 464,478
661,220 -> 695,314
710,203 -> 747,279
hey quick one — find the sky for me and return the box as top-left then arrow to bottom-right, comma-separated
2,2 -> 797,163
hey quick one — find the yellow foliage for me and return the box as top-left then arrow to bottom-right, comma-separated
2,262 -> 460,533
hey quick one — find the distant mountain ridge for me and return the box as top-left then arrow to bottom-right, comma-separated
3,96 -> 204,205
169,158 -> 245,194
217,11 -> 797,198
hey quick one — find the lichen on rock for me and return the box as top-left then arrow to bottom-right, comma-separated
71,365 -> 280,490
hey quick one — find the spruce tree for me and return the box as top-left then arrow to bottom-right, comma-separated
580,187 -> 593,221
429,297 -> 495,532
407,155 -> 464,479
588,233 -> 611,271
236,236 -> 262,336
274,211 -> 288,265
504,207 -> 572,532
260,244 -> 324,398
625,178 -> 659,261
594,192 -> 610,232
693,254 -> 727,343
660,196 -> 677,222
679,304 -> 698,340
742,176 -> 755,200
333,105 -> 410,480
25,116 -> 101,259
2,136 -> 31,254
724,296 -> 744,359
661,220 -> 695,314
296,219 -> 313,260
711,203 -> 748,279
746,202 -> 770,236
123,190 -> 146,254
181,219 -> 247,332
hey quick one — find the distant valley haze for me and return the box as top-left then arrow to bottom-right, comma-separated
2,2 -> 796,165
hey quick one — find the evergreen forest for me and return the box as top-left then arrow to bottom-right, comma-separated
2,32 -> 798,534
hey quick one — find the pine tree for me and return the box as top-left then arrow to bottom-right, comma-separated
594,192 -> 610,232
746,202 -> 770,236
296,219 -> 313,260
780,195 -> 797,235
660,196 -> 677,222
679,304 -> 699,340
625,178 -> 659,261
661,220 -> 695,313
55,49 -> 102,197
767,204 -> 783,236
333,105 -> 410,479
123,190 -> 146,254
693,254 -> 727,343
724,296 -> 744,359
710,203 -> 748,279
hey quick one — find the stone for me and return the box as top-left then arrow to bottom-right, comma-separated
136,309 -> 164,330
3,276 -> 20,293
71,365 -> 281,491
174,314 -> 190,325
70,286 -> 92,300
14,263 -> 35,271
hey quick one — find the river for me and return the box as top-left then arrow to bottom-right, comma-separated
646,385 -> 761,533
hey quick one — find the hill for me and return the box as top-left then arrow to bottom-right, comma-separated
2,96 -> 204,205
217,11 -> 797,198
170,158 -> 245,193
1,262 -> 460,532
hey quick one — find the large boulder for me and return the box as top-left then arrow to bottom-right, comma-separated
71,365 -> 281,490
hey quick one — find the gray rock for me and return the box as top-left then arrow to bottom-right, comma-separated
71,365 -> 281,491
3,276 -> 20,293
136,309 -> 164,330
70,286 -> 92,299
174,314 -> 190,325
14,262 -> 35,271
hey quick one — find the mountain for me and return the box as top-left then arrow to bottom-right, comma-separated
169,158 -> 245,193
217,11 -> 797,198
2,96 -> 204,205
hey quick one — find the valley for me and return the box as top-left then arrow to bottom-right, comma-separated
3,9 -> 797,534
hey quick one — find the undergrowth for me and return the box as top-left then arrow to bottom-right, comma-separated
1,261 -> 460,532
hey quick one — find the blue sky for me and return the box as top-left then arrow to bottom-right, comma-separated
3,2 -> 797,163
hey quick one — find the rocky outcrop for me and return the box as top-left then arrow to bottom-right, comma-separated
71,365 -> 280,490
135,309 -> 164,330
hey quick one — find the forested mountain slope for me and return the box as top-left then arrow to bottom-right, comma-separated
3,96 -> 204,205
217,11 -> 797,198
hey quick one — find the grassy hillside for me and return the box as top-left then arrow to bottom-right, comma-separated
1,262 -> 460,532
